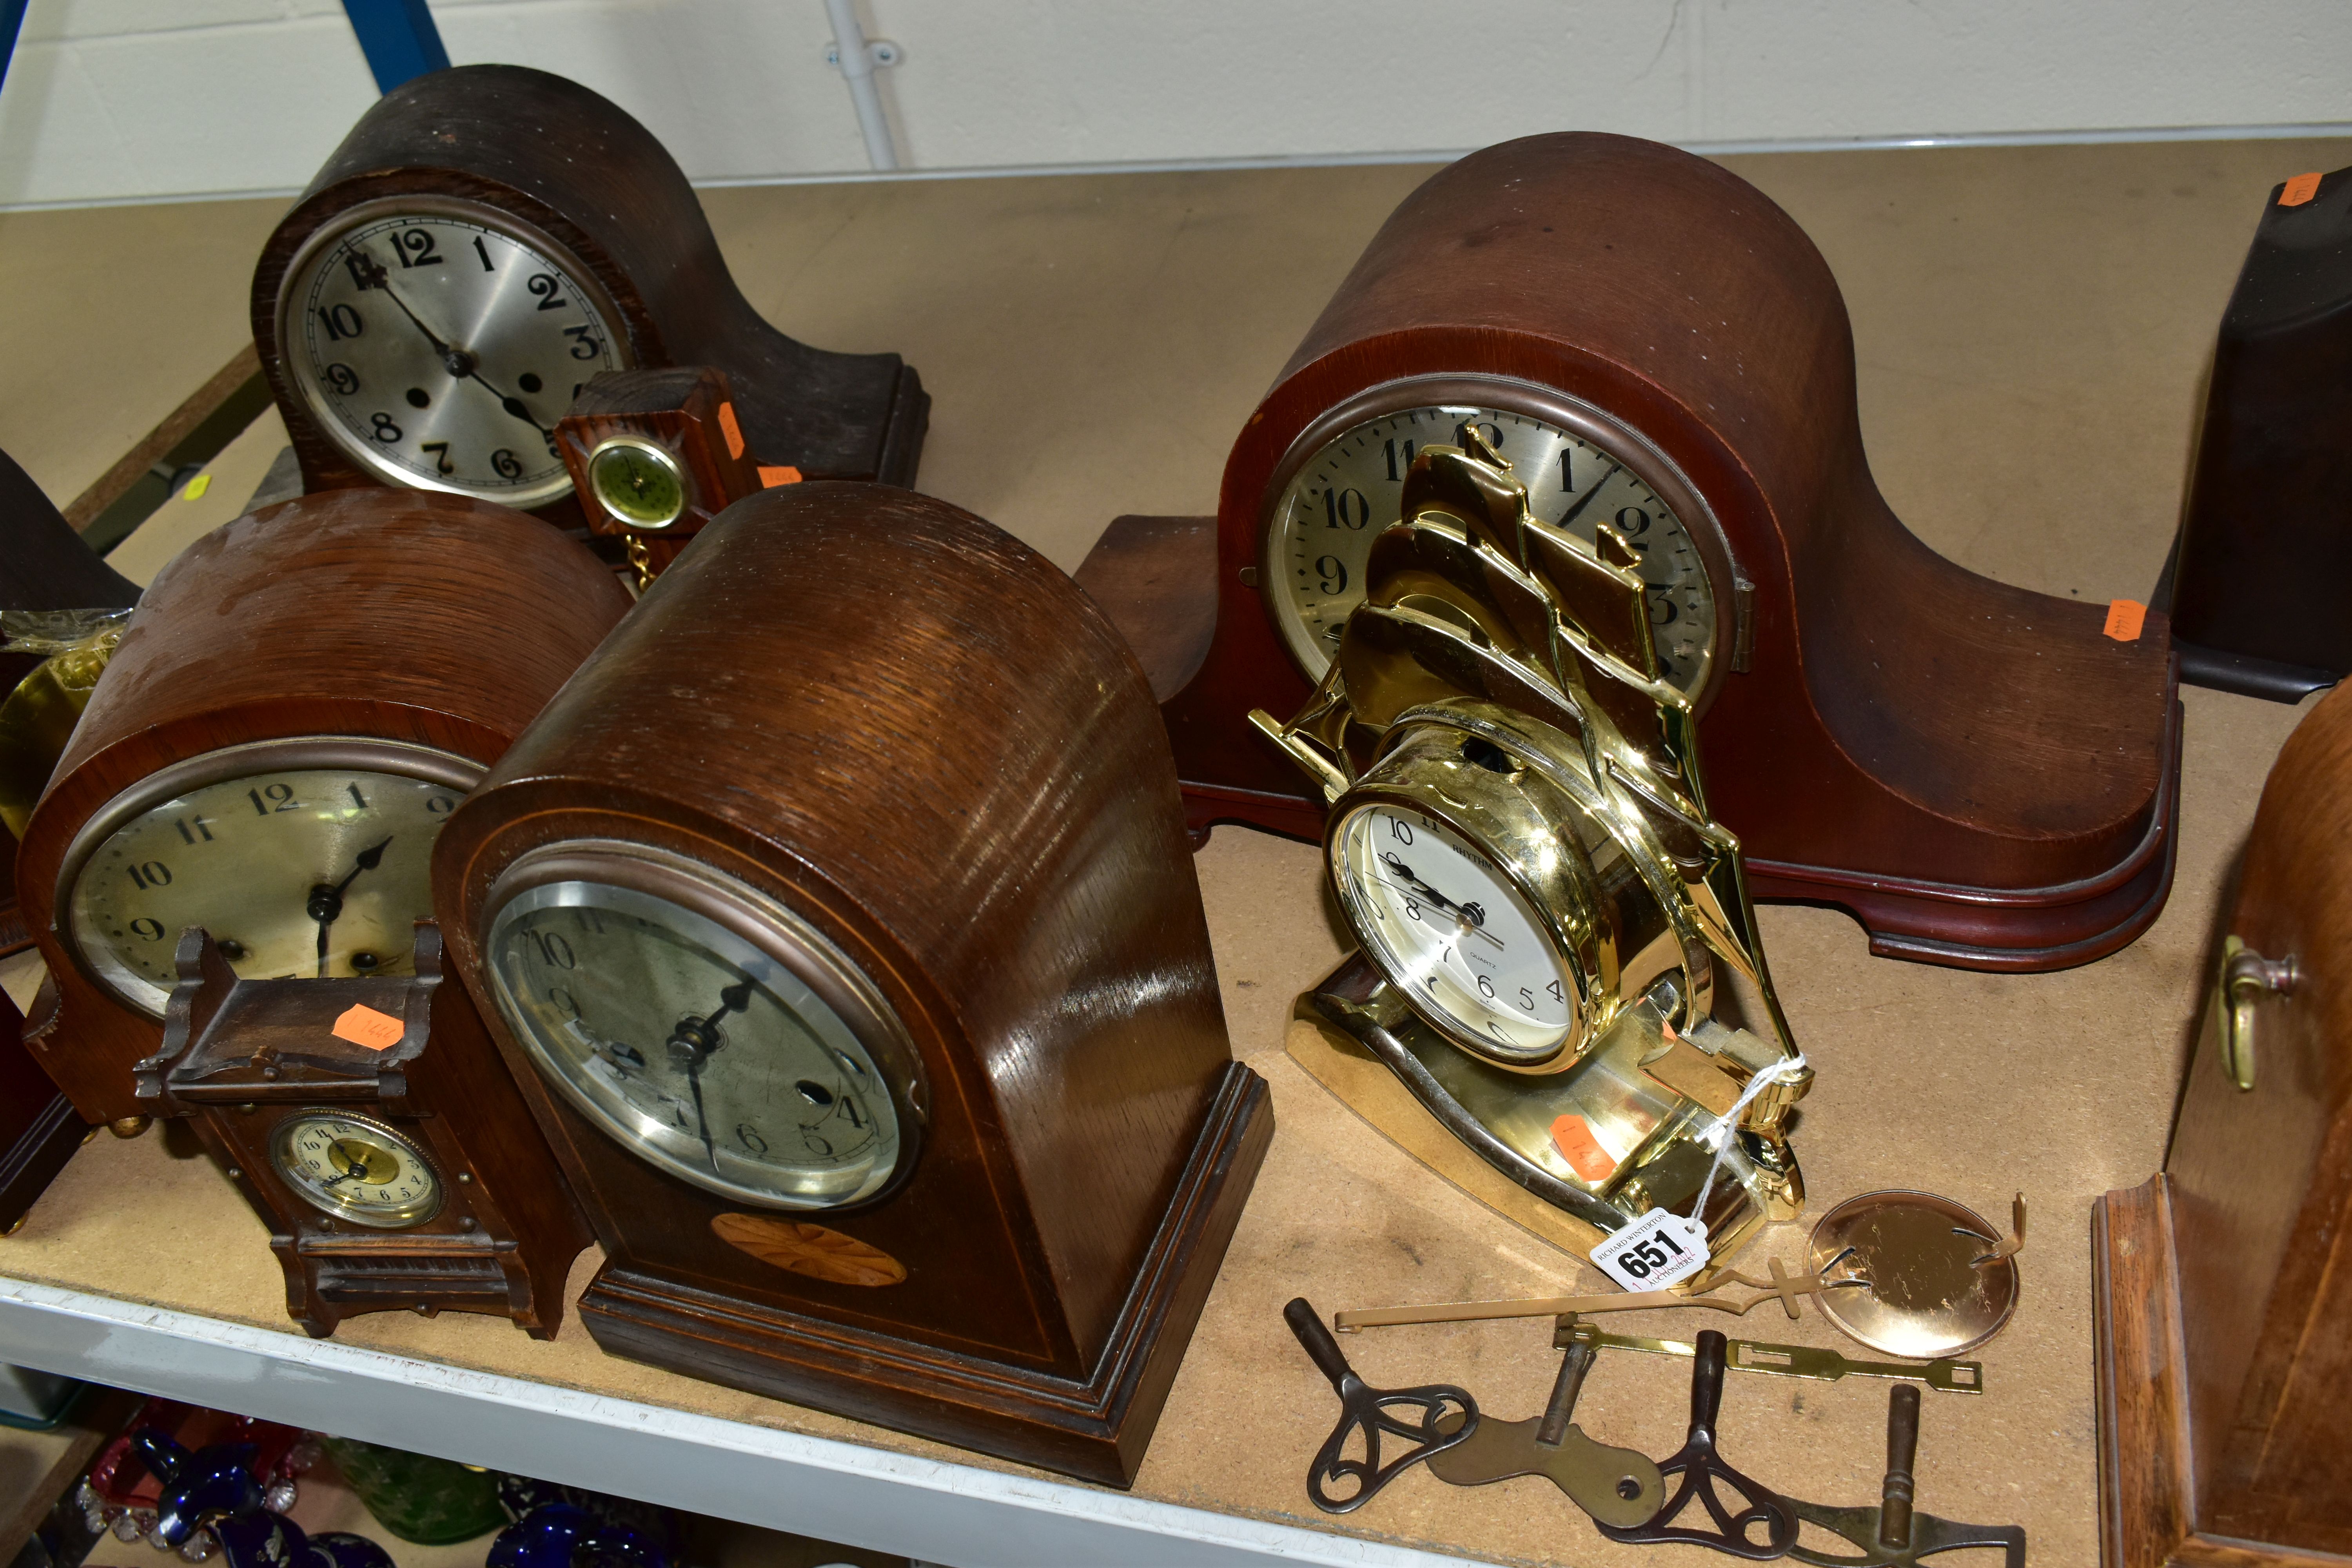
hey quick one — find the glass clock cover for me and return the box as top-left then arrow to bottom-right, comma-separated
1266,400 -> 1717,692
1332,803 -> 1579,1065
66,747 -> 469,1017
271,1112 -> 443,1229
486,875 -> 907,1210
282,203 -> 628,508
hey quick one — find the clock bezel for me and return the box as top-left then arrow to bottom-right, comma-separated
477,838 -> 929,1214
274,194 -> 636,508
269,1109 -> 446,1230
55,737 -> 482,1020
1255,373 -> 1742,708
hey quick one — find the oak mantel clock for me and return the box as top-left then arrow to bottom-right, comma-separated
135,923 -> 592,1339
2094,677 -> 2352,1563
252,65 -> 926,516
434,483 -> 1272,1487
14,488 -> 632,1127
1079,132 -> 2181,973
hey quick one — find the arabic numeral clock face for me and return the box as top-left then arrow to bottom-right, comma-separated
62,742 -> 477,1017
484,864 -> 915,1211
271,1113 -> 443,1228
1265,392 -> 1723,693
281,202 -> 629,507
1334,804 -> 1577,1065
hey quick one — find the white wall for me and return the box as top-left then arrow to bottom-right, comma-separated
1,0 -> 2347,207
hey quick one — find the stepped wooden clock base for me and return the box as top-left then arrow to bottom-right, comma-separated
580,1063 -> 1271,1488
2092,1174 -> 2345,1567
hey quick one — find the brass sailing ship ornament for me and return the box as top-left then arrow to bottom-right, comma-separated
1252,426 -> 1812,1263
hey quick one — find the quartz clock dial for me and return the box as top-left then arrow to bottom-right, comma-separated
1267,402 -> 1717,693
62,742 -> 477,1018
270,1112 -> 444,1229
485,871 -> 907,1211
1332,804 -> 1575,1062
279,205 -> 628,508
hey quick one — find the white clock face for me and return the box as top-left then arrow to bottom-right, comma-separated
1265,401 -> 1717,692
486,877 -> 906,1210
270,1113 -> 443,1229
65,745 -> 473,1017
1332,804 -> 1577,1064
282,206 -> 628,507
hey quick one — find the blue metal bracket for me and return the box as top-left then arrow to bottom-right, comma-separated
341,0 -> 450,94
0,0 -> 30,96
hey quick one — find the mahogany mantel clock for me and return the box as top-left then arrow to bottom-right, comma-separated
135,924 -> 592,1339
14,488 -> 632,1128
251,65 -> 926,515
434,484 -> 1272,1486
1079,132 -> 2181,973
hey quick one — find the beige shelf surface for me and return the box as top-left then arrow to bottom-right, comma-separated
2,132 -> 2348,1566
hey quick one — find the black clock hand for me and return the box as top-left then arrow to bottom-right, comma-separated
1555,462 -> 1622,531
667,976 -> 755,1174
1377,854 -> 1506,949
309,836 -> 394,977
353,252 -> 551,441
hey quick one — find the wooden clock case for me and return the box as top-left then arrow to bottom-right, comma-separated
2093,679 -> 2352,1564
2158,162 -> 2352,703
434,485 -> 1274,1486
15,487 -> 632,1127
1081,132 -> 2181,973
134,924 -> 591,1339
251,65 -> 927,514
0,444 -> 138,1226
555,366 -> 769,582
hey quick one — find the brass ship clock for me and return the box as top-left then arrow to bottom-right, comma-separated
1258,428 -> 1809,1259
434,483 -> 1272,1487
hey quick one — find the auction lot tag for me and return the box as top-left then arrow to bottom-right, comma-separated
1591,1207 -> 1711,1292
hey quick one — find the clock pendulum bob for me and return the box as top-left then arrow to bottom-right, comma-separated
13,488 -> 632,1127
432,483 -> 1275,1487
554,367 -> 778,587
133,923 -> 593,1339
1079,132 -> 2181,973
251,65 -> 927,526
0,443 -> 136,1216
2158,163 -> 2352,702
2094,677 -> 2352,1564
1255,429 -> 1809,1263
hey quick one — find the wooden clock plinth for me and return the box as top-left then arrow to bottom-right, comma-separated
135,925 -> 591,1340
582,1065 -> 1270,1485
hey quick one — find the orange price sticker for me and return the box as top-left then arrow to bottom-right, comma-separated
1550,1114 -> 1618,1183
757,465 -> 803,489
2103,599 -> 2147,642
717,401 -> 746,459
2280,172 -> 2322,207
331,1003 -> 405,1051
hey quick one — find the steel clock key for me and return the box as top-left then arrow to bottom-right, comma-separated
1285,1298 -> 1476,1513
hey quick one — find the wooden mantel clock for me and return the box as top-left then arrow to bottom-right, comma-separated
14,488 -> 632,1129
251,64 -> 926,519
433,484 -> 1273,1486
2093,676 -> 2352,1563
135,923 -> 591,1339
1079,132 -> 2180,973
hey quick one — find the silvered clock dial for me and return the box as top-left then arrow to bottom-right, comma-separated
1261,382 -> 1726,697
278,201 -> 630,508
